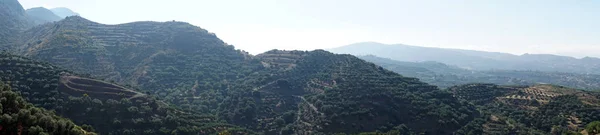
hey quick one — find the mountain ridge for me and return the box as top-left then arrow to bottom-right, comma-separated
4,14 -> 483,134
220,49 -> 478,134
26,7 -> 62,25
359,54 -> 600,90
50,7 -> 79,18
0,0 -> 33,46
329,42 -> 600,74
1,0 -> 599,134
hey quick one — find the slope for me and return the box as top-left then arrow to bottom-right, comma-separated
7,14 -> 483,134
0,52 -> 254,135
5,13 -> 484,134
11,16 -> 265,115
329,42 -> 600,75
0,82 -> 95,135
217,50 -> 478,134
0,0 -> 33,48
26,7 -> 63,25
450,84 -> 600,134
360,55 -> 600,90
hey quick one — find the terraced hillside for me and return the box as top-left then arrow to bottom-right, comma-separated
11,16 -> 265,114
0,52 -> 254,135
59,75 -> 146,100
450,84 -> 600,134
218,50 -> 479,134
0,82 -> 95,135
7,14 -> 483,133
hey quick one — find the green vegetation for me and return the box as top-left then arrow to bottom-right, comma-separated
8,14 -> 482,134
586,121 -> 600,135
2,1 -> 600,134
0,82 -> 95,135
450,84 -> 600,134
12,16 -> 265,116
216,50 -> 477,134
0,52 -> 254,135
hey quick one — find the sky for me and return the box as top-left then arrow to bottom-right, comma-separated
18,0 -> 600,58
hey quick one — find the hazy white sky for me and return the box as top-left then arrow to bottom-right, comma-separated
19,0 -> 600,57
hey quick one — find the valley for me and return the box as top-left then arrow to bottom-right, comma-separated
0,0 -> 599,134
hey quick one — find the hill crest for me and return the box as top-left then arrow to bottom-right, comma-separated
50,7 -> 79,18
25,7 -> 62,25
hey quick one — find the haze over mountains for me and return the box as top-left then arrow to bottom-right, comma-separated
1,0 -> 599,134
359,55 -> 600,90
49,7 -> 79,18
329,42 -> 600,75
25,7 -> 62,25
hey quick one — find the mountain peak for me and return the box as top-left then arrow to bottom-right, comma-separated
50,7 -> 79,18
26,7 -> 62,25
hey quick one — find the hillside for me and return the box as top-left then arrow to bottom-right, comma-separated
2,2 -> 596,134
329,42 -> 600,75
50,7 -> 79,18
450,84 -> 600,134
6,13 -> 487,134
360,55 -> 600,90
215,50 -> 478,134
26,7 -> 63,25
5,15 -> 484,134
11,16 -> 266,118
0,52 -> 254,135
0,0 -> 33,47
0,82 -> 95,135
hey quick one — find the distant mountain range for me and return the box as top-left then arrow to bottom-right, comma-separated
50,7 -> 79,18
1,0 -> 599,134
360,55 -> 600,90
0,3 -> 77,50
0,1 -> 481,134
26,7 -> 62,25
329,42 -> 600,74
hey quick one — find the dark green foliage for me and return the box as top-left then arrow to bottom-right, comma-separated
3,6 -> 598,135
586,121 -> 600,134
5,13 -> 482,134
0,52 -> 255,135
217,50 -> 478,134
0,82 -> 94,135
12,16 -> 265,115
